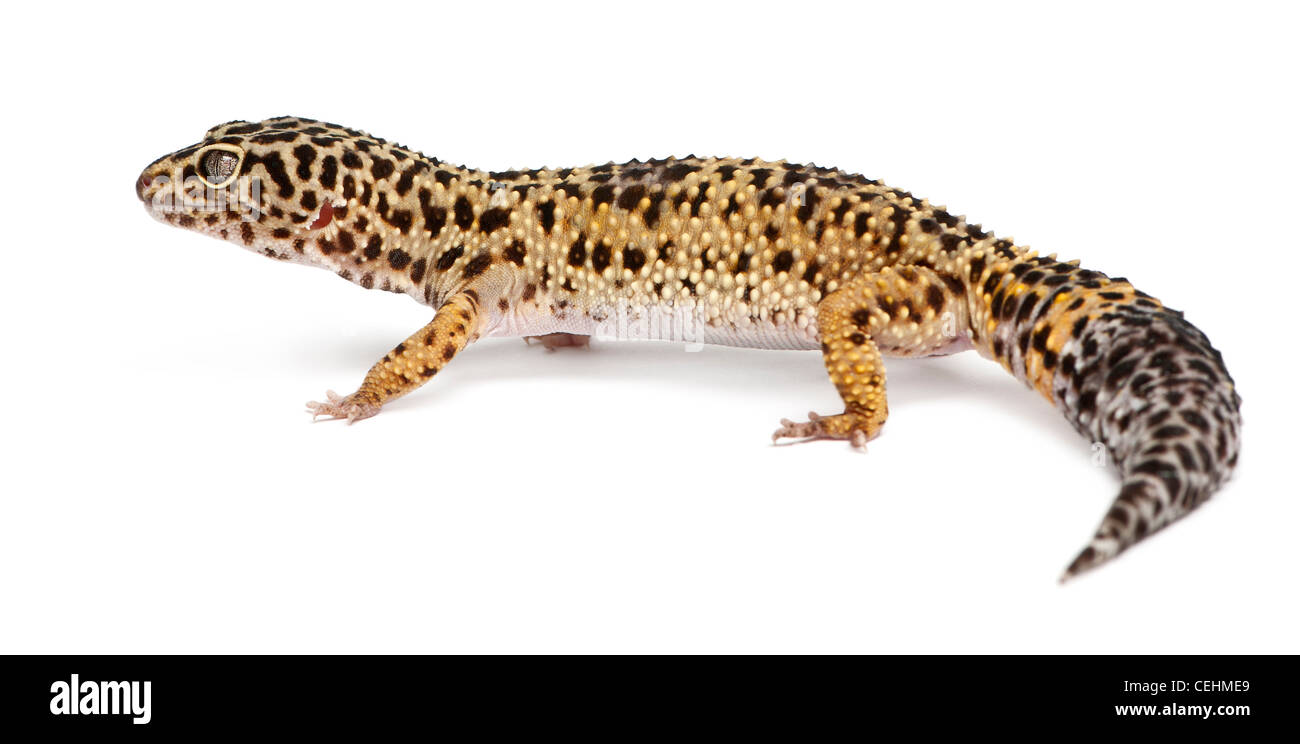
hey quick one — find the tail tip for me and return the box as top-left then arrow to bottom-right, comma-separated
1060,544 -> 1108,583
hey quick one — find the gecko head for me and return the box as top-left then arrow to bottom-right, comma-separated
137,116 -> 430,276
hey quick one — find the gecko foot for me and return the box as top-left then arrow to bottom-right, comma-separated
524,333 -> 591,351
306,390 -> 381,424
772,411 -> 876,451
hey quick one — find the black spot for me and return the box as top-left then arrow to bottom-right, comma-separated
387,210 -> 413,233
418,188 -> 446,235
1105,358 -> 1139,389
623,247 -> 646,272
292,144 -> 316,180
666,163 -> 697,180
479,207 -> 510,233
504,241 -> 527,265
395,167 -> 416,196
886,207 -> 909,254
336,231 -> 356,254
1015,292 -> 1040,324
852,308 -> 871,327
453,197 -> 474,229
803,260 -> 821,285
1032,324 -> 1051,352
568,237 -> 587,267
591,184 -> 616,206
617,184 -> 646,210
643,192 -> 666,228
1180,410 -> 1210,433
463,252 -> 492,278
933,209 -> 959,228
853,212 -> 870,238
388,249 -> 411,270
772,250 -> 794,273
796,188 -> 821,222
1077,390 -> 1097,416
735,251 -> 752,274
926,284 -> 945,311
436,244 -> 464,271
371,157 -> 395,179
1070,316 -> 1089,339
537,201 -> 556,232
319,155 -> 338,189
592,242 -> 612,272
990,289 -> 1006,318
409,258 -> 427,283
689,183 -> 710,216
251,131 -> 299,144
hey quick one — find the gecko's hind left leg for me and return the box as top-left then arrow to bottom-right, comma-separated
773,266 -> 969,449
524,333 -> 590,351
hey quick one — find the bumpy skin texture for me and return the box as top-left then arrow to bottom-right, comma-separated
138,116 -> 1242,579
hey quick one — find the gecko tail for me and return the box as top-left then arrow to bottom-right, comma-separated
1055,304 -> 1242,581
974,256 -> 1241,580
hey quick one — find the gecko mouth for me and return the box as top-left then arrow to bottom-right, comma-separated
309,202 -> 334,230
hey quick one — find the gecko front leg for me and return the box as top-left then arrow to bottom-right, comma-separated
307,288 -> 484,423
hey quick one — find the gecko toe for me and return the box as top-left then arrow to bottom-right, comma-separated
772,410 -> 879,448
306,390 -> 381,423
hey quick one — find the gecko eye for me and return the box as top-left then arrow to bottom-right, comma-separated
194,145 -> 243,188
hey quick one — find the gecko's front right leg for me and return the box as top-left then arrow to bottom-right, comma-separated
307,288 -> 483,423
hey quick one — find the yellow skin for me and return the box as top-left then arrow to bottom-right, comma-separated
139,117 -> 1241,579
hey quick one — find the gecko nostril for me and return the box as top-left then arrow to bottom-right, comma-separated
136,174 -> 152,201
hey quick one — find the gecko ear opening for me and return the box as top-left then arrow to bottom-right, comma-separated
309,201 -> 334,230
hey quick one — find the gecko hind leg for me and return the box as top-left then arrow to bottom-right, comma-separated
773,266 -> 969,449
524,333 -> 591,351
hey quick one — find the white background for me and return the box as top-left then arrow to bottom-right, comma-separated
1,1 -> 1295,653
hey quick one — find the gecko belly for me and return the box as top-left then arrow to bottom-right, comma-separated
485,298 -> 823,351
